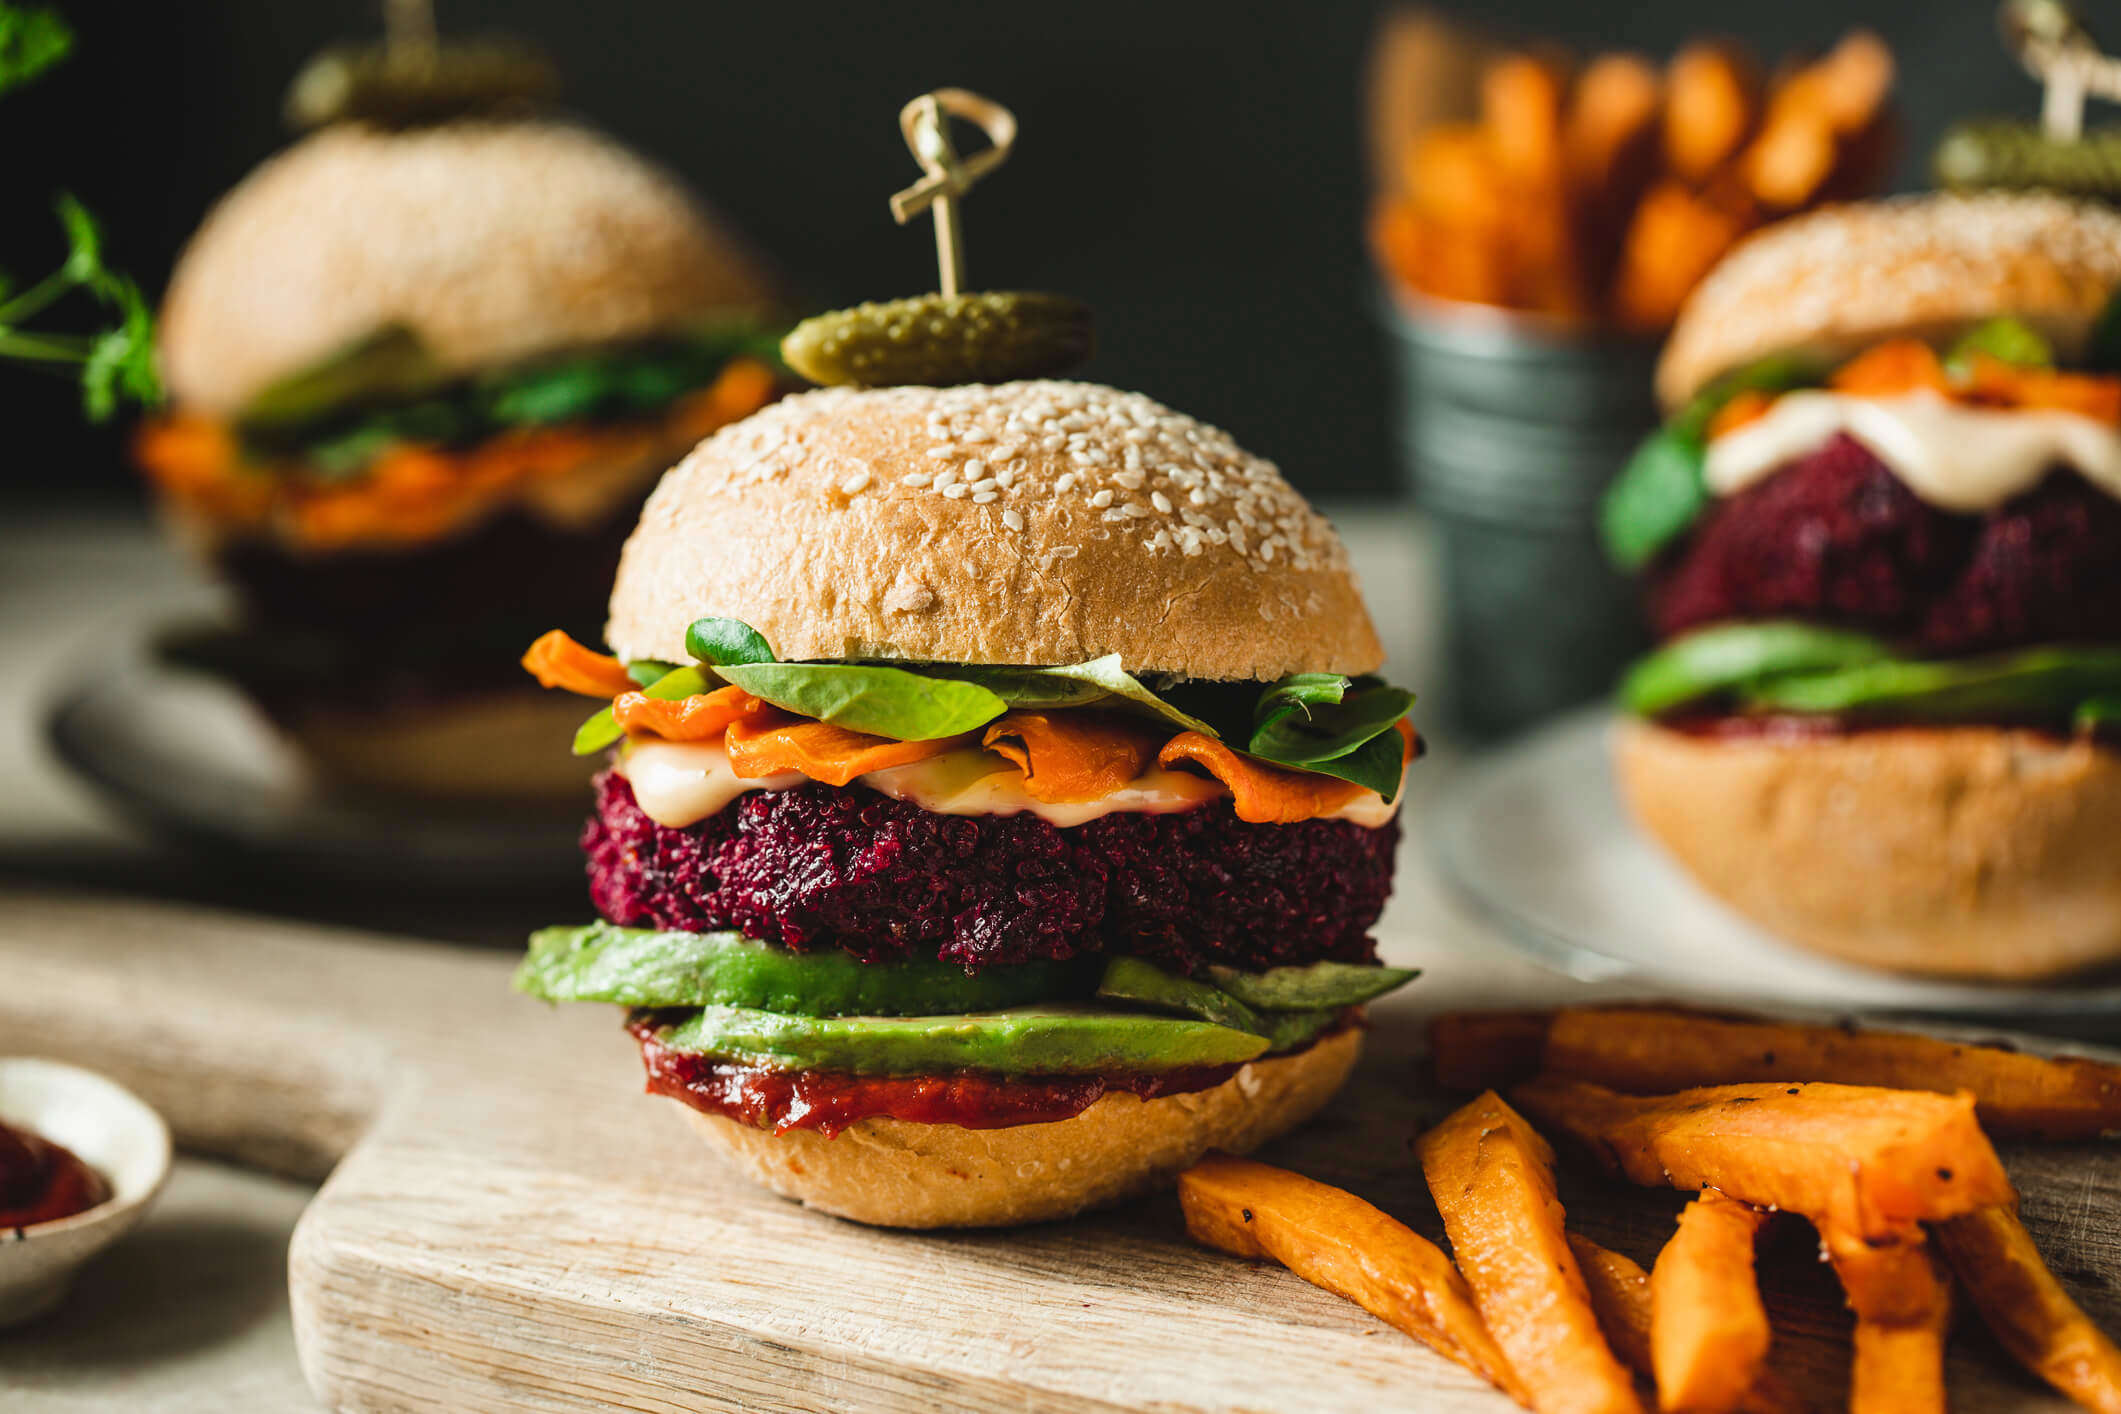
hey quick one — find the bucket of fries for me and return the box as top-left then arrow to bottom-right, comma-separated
1367,13 -> 1896,736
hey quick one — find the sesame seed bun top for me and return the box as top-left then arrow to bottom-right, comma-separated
604,381 -> 1385,681
158,121 -> 778,416
1657,192 -> 2121,410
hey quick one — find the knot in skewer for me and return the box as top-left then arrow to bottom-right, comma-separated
890,89 -> 1018,298
2003,0 -> 2121,140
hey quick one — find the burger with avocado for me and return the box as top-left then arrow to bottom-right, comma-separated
1602,192 -> 2121,981
515,375 -> 1421,1227
134,110 -> 784,801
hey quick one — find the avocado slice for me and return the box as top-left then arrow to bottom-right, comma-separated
517,923 -> 1089,1017
1094,958 -> 1353,1052
650,1003 -> 1272,1074
1743,645 -> 2121,719
1096,956 -> 1264,1033
1207,960 -> 1419,1011
1621,621 -> 1894,717
238,325 -> 451,432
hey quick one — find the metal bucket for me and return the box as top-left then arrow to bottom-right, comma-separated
1381,292 -> 1658,739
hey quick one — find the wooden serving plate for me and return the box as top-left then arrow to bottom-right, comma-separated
3,890 -> 2113,1411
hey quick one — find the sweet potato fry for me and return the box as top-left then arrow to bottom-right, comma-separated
1663,41 -> 1759,181
1539,1007 -> 2121,1141
1419,1093 -> 1644,1414
1936,1205 -> 2121,1413
1824,1227 -> 1951,1414
1429,1011 -> 1553,1093
1568,1236 -> 1658,1376
1566,53 -> 1661,200
1742,112 -> 1836,210
1483,53 -> 1568,192
1612,181 -> 1750,333
1569,1235 -> 1809,1414
1739,33 -> 1886,210
1408,122 -> 1510,229
1176,1154 -> 1529,1405
1651,1190 -> 1771,1413
1510,1079 -> 2014,1240
1772,30 -> 1895,137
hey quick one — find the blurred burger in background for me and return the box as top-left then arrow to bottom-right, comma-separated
132,35 -> 785,802
1604,192 -> 2121,981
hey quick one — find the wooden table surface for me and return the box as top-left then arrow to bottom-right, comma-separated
1,507 -> 2108,1412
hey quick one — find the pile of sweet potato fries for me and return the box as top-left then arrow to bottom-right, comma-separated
1179,1006 -> 2121,1412
1370,28 -> 1895,332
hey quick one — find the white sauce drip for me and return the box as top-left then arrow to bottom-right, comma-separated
617,738 -> 1402,831
1703,390 -> 2121,511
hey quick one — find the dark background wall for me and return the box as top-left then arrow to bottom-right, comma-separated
2,1 -> 2032,507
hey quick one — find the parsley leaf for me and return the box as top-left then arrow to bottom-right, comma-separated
0,2 -> 70,97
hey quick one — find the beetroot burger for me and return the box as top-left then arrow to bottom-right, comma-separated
134,115 -> 783,801
516,378 -> 1420,1227
1602,192 -> 2121,980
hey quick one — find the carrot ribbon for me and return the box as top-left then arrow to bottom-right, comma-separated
522,630 -> 639,698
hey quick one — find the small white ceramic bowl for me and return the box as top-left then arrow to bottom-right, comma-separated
0,1057 -> 171,1326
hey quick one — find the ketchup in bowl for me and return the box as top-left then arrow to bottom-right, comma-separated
0,1120 -> 111,1229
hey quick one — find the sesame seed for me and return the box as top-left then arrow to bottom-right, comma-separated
681,380 -> 1352,578
841,471 -> 871,494
973,491 -> 998,504
1003,509 -> 1025,531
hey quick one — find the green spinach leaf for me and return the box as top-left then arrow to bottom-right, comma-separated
715,662 -> 1007,741
684,618 -> 775,667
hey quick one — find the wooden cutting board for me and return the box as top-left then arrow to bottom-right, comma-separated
5,889 -> 2116,1412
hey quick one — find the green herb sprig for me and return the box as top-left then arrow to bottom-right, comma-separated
0,4 -> 161,420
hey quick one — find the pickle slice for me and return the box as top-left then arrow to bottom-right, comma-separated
781,291 -> 1093,388
285,40 -> 560,130
1933,120 -> 2121,203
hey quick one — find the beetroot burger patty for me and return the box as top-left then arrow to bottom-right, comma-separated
586,772 -> 1398,971
1649,432 -> 2121,653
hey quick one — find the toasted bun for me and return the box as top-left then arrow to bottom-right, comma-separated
283,690 -> 597,802
1658,193 -> 2121,409
606,382 -> 1383,681
1615,718 -> 2121,979
160,121 -> 776,415
674,1027 -> 1361,1228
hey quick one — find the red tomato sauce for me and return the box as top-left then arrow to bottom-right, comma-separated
629,1013 -> 1349,1137
0,1120 -> 111,1229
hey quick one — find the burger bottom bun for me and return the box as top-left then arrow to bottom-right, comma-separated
284,690 -> 595,804
675,1026 -> 1364,1228
1614,718 -> 2121,980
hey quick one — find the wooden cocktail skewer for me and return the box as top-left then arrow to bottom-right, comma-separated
890,90 -> 1018,298
2003,0 -> 2121,141
385,0 -> 438,71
